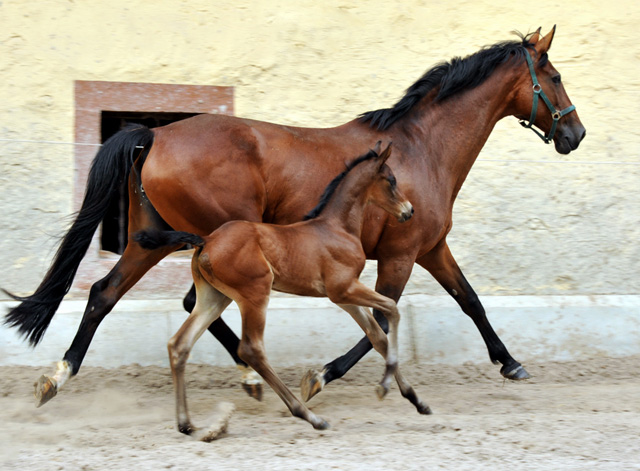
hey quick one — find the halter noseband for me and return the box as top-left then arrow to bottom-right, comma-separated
519,48 -> 576,144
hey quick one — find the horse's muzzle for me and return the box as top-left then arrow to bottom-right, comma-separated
556,124 -> 586,155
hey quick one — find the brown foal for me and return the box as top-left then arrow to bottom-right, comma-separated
136,143 -> 429,437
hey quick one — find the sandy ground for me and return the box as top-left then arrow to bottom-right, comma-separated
1,356 -> 639,470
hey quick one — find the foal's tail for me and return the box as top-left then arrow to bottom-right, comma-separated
4,124 -> 155,346
134,229 -> 205,251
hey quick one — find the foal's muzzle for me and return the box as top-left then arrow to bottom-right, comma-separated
397,202 -> 414,223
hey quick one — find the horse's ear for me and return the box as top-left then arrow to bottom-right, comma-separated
378,142 -> 392,165
529,27 -> 542,45
372,140 -> 382,155
535,25 -> 556,55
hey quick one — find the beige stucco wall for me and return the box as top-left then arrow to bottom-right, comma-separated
1,0 -> 638,299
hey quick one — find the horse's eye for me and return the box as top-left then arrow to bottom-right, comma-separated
387,176 -> 397,187
552,75 -> 562,84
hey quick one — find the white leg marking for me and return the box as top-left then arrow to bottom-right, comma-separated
51,360 -> 72,389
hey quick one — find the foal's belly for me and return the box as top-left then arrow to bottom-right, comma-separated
271,277 -> 326,299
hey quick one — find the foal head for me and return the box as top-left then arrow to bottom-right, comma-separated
303,142 -> 413,224
363,142 -> 414,223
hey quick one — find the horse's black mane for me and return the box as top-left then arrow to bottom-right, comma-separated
360,31 -> 537,131
303,148 -> 379,221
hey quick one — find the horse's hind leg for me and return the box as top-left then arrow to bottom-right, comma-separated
169,282 -> 233,441
236,298 -> 329,430
417,241 -> 530,380
34,241 -> 174,407
183,284 -> 263,401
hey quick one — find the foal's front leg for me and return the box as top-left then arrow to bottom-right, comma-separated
236,299 -> 329,430
330,281 -> 402,392
338,302 -> 430,414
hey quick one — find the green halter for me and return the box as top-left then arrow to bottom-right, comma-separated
519,48 -> 576,144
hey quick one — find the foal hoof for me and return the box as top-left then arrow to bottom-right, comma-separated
416,401 -> 433,415
242,382 -> 263,402
375,383 -> 389,400
313,419 -> 331,431
300,369 -> 325,402
239,366 -> 263,401
501,364 -> 531,381
34,375 -> 58,408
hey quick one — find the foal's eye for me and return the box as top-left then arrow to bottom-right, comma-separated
552,75 -> 562,84
387,176 -> 397,187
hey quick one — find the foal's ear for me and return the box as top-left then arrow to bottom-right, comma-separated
535,25 -> 556,55
378,142 -> 393,165
372,140 -> 382,155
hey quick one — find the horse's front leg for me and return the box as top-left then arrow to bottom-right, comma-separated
300,257 -> 414,402
183,284 -> 263,401
417,240 -> 530,380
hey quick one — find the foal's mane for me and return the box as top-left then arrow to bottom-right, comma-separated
360,31 -> 538,131
303,149 -> 379,221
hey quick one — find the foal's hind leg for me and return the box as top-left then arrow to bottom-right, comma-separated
169,283 -> 233,440
183,284 -> 263,401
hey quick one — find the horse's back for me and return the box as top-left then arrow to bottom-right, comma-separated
140,114 -> 270,234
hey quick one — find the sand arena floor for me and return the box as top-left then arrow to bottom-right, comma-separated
1,355 -> 639,470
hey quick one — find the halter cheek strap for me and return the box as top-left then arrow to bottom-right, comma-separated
519,48 -> 576,144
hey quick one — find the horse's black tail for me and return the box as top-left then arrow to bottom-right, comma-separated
134,229 -> 205,251
3,124 -> 155,346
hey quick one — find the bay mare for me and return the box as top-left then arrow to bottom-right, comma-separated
5,27 -> 585,406
135,144 -> 429,438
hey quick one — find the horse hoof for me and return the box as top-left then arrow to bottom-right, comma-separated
501,364 -> 531,380
375,383 -> 389,400
34,375 -> 58,408
300,369 -> 325,402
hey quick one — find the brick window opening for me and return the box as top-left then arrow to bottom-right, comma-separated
72,81 -> 233,295
100,111 -> 199,254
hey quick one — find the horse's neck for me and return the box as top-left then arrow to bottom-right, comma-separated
407,67 -> 519,199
